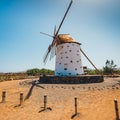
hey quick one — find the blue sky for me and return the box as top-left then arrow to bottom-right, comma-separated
0,0 -> 120,72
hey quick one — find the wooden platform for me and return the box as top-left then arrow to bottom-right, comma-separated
39,75 -> 104,84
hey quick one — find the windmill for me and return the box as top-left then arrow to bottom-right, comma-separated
41,0 -> 99,76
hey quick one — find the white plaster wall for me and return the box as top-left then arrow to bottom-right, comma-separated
55,43 -> 84,76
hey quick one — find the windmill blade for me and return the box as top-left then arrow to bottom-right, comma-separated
40,32 -> 53,38
50,44 -> 56,60
80,48 -> 100,74
43,49 -> 50,64
54,26 -> 56,36
42,26 -> 57,63
43,0 -> 73,64
55,0 -> 73,36
49,0 -> 73,53
50,0 -> 73,48
43,45 -> 52,63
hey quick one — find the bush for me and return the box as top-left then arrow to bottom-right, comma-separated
103,60 -> 117,75
26,68 -> 54,76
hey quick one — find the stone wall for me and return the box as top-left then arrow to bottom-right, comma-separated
39,75 -> 104,84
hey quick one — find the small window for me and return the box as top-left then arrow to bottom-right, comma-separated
65,51 -> 67,54
76,61 -> 79,63
70,60 -> 73,63
64,68 -> 67,70
69,73 -> 71,75
61,57 -> 63,59
60,52 -> 63,54
77,54 -> 79,56
59,63 -> 61,65
66,56 -> 68,58
77,50 -> 79,52
69,50 -> 72,52
75,68 -> 77,70
64,63 -> 67,65
61,46 -> 63,48
67,46 -> 69,47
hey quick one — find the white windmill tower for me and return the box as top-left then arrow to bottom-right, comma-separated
41,0 -> 99,76
54,34 -> 84,76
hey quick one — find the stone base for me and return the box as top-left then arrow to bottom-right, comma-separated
39,75 -> 104,84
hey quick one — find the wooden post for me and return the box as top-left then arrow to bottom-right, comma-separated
39,95 -> 52,113
20,93 -> 23,106
44,95 -> 47,110
114,99 -> 119,120
71,97 -> 78,119
2,91 -> 6,103
75,97 -> 77,115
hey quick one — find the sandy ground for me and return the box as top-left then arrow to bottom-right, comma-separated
0,77 -> 120,120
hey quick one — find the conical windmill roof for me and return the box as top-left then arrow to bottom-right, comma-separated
57,34 -> 81,45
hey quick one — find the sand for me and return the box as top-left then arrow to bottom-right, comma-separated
0,77 -> 120,120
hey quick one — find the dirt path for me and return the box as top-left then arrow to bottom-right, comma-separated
0,77 -> 120,120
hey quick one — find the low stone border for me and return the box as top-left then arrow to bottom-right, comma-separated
39,75 -> 104,84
